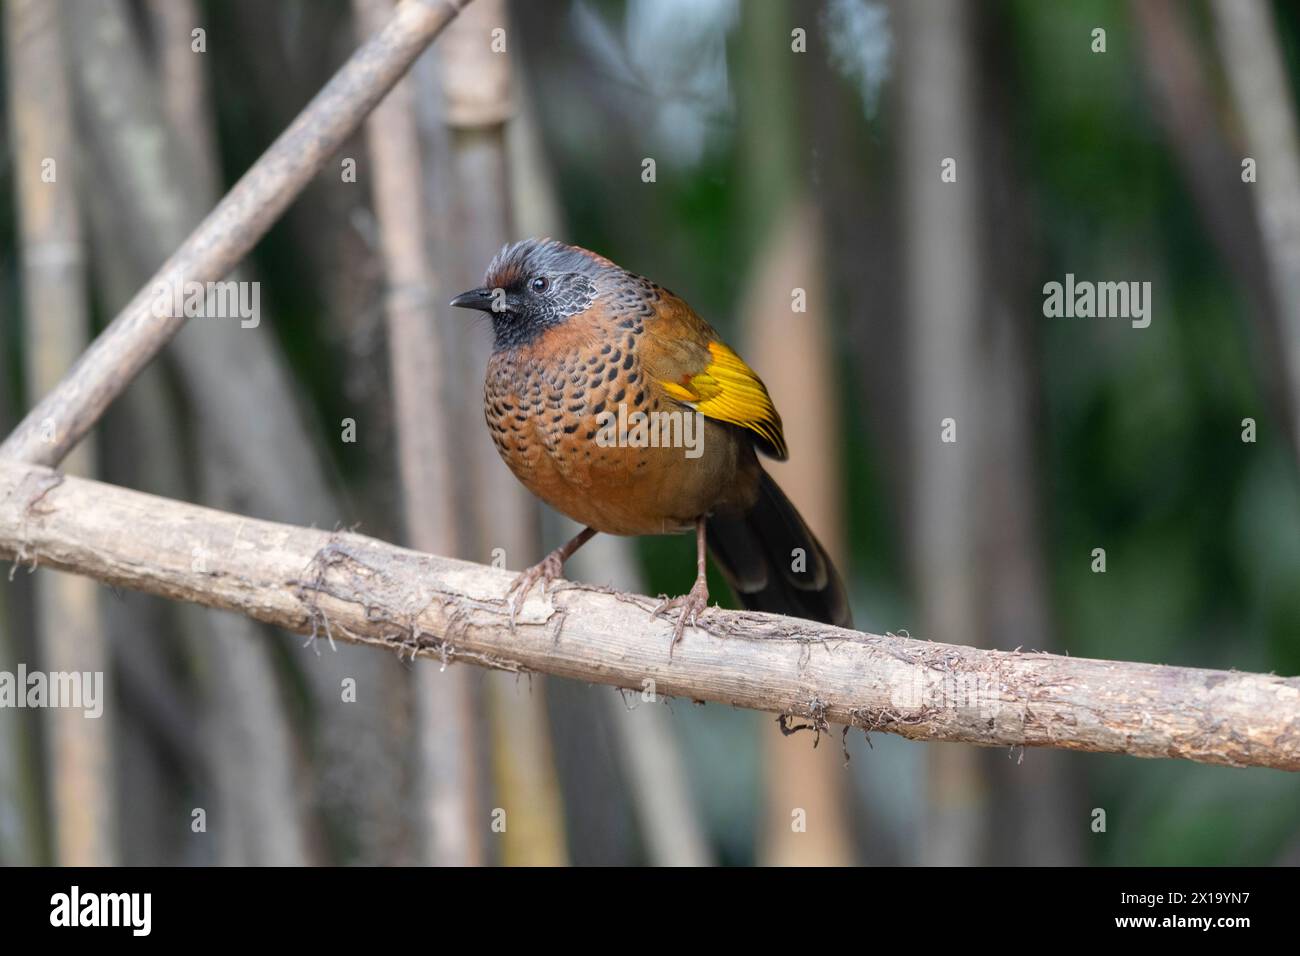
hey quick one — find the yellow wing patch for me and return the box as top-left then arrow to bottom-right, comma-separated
660,341 -> 788,459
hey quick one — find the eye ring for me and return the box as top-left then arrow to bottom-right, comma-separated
529,276 -> 550,293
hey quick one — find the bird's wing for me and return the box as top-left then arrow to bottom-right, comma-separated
643,297 -> 789,461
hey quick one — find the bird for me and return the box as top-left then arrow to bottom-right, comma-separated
451,238 -> 851,647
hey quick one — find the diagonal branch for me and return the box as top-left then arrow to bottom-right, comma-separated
1,459 -> 1297,772
0,0 -> 471,467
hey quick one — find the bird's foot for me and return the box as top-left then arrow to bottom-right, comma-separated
652,577 -> 710,654
505,550 -> 567,632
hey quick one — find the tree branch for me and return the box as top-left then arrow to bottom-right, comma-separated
1,459 -> 1296,772
0,0 -> 471,468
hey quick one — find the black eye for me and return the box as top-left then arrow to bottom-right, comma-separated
529,276 -> 550,293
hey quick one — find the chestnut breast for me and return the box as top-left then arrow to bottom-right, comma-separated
483,308 -> 751,536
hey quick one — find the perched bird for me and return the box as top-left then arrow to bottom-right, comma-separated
451,238 -> 851,646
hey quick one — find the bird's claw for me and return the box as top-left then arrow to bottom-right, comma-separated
505,552 -> 565,633
652,579 -> 710,654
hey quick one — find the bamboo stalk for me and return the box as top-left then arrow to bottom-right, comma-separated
737,0 -> 855,867
436,0 -> 568,866
744,202 -> 854,866
354,0 -> 484,867
897,0 -> 987,865
4,0 -> 115,865
1210,0 -> 1300,459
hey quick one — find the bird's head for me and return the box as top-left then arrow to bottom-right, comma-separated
450,238 -> 615,350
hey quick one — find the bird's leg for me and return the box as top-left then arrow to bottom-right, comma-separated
506,526 -> 598,630
652,516 -> 711,651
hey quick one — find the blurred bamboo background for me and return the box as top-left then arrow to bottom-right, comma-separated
1,0 -> 1299,866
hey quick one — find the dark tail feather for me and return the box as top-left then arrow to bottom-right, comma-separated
706,470 -> 852,628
